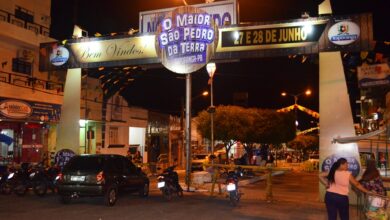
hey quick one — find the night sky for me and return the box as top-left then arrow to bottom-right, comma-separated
50,0 -> 389,124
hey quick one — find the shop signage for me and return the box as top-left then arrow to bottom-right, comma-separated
328,21 -> 360,46
321,154 -> 360,177
50,46 -> 69,66
156,6 -> 218,74
357,63 -> 390,88
68,35 -> 157,64
54,149 -> 76,168
139,0 -> 237,33
217,20 -> 328,52
0,98 -> 61,122
0,100 -> 32,119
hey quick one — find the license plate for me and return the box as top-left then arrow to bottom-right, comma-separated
71,176 -> 85,182
227,183 -> 236,191
157,181 -> 165,188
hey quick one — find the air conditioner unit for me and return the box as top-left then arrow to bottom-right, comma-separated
40,15 -> 51,23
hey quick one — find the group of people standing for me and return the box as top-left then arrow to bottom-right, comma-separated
320,158 -> 386,220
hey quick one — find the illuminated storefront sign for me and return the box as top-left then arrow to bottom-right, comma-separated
140,0 -> 237,33
0,98 -> 61,122
156,6 -> 218,74
0,99 -> 32,119
217,20 -> 328,52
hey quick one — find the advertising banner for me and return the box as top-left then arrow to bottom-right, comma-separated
217,19 -> 328,52
0,98 -> 61,122
139,0 -> 237,33
357,63 -> 390,88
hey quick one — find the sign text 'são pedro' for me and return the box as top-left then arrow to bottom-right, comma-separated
69,35 -> 157,63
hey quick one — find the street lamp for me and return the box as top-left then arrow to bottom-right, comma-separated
206,62 -> 216,158
281,89 -> 312,128
281,89 -> 311,105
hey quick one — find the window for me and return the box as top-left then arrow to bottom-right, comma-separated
15,6 -> 34,23
109,127 -> 119,145
64,156 -> 104,172
12,58 -> 32,75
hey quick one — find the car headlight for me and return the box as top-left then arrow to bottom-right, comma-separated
7,172 -> 15,179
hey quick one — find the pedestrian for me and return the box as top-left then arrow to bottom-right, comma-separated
133,150 -> 143,164
126,149 -> 133,161
359,159 -> 386,195
319,158 -> 370,220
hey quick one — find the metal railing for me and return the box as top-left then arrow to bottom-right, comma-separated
0,9 -> 50,37
0,71 -> 64,94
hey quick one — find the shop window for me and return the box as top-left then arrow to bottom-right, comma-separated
109,127 -> 119,145
15,6 -> 34,23
12,58 -> 32,75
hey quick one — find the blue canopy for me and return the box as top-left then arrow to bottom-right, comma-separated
0,133 -> 13,145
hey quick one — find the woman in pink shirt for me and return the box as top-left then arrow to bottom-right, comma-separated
320,158 -> 370,220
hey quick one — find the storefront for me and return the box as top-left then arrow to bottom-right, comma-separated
0,97 -> 61,164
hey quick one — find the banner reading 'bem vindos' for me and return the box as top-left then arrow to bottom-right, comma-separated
156,6 -> 218,74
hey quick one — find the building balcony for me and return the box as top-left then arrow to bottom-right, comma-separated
0,9 -> 55,48
0,70 -> 63,105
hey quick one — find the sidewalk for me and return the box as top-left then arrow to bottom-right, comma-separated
176,170 -> 361,220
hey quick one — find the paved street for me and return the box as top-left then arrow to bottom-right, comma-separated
0,172 -> 359,220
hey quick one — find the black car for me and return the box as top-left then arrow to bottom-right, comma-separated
57,154 -> 149,206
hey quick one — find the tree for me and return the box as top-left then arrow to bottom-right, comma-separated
196,105 -> 251,160
196,106 -> 296,161
287,135 -> 319,153
241,109 -> 296,158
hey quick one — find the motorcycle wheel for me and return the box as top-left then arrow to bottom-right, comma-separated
33,181 -> 47,197
1,182 -> 12,195
229,191 -> 239,206
163,188 -> 172,201
138,182 -> 149,197
15,183 -> 27,196
177,188 -> 184,197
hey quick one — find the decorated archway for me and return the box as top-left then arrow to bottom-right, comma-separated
39,1 -> 375,200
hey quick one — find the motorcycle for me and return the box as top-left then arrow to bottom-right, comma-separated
225,167 -> 243,206
13,163 -> 48,196
45,165 -> 61,193
1,166 -> 19,195
157,165 -> 183,201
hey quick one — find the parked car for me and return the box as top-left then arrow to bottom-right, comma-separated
57,154 -> 149,206
191,154 -> 209,171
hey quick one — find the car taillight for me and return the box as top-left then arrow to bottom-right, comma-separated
96,171 -> 104,183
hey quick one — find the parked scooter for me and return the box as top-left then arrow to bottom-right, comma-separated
225,167 -> 243,206
157,165 -> 183,201
13,163 -> 49,196
0,166 -> 11,194
0,166 -> 16,195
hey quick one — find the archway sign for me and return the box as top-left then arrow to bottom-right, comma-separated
155,6 -> 218,74
154,6 -> 218,190
39,3 -> 373,201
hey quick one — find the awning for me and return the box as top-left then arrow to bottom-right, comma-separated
332,129 -> 386,144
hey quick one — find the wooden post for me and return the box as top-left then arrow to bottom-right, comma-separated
210,165 -> 218,196
266,168 -> 273,202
